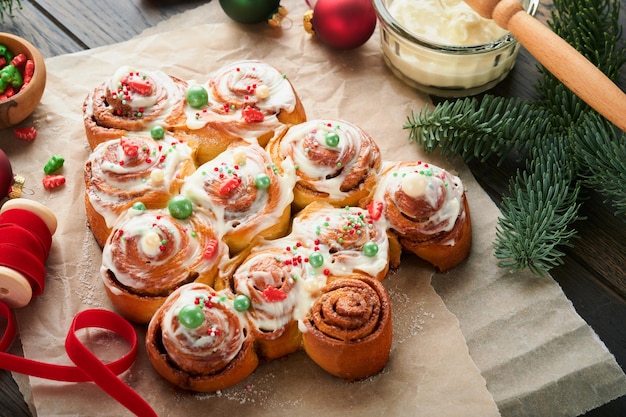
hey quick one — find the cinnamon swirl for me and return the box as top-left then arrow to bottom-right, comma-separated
100,204 -> 226,324
289,201 -> 391,281
83,66 -> 188,150
230,244 -> 312,360
267,119 -> 381,211
369,160 -> 472,272
180,142 -> 296,254
146,282 -> 259,392
84,132 -> 195,248
302,274 -> 393,381
183,60 -> 306,164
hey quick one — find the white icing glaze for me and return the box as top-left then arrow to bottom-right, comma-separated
289,205 -> 390,278
388,0 -> 508,46
184,60 -> 297,141
101,208 -> 221,291
181,143 -> 296,240
278,119 -> 378,199
85,133 -> 192,227
373,161 -> 465,242
106,66 -> 186,127
162,286 -> 244,361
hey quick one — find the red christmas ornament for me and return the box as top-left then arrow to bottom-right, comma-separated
304,0 -> 378,50
0,149 -> 13,201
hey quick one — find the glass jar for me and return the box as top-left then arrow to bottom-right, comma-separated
373,0 -> 539,97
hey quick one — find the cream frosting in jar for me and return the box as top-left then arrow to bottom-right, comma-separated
376,0 -> 528,95
389,0 -> 508,46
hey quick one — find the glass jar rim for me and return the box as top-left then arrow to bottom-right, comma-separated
373,0 -> 539,54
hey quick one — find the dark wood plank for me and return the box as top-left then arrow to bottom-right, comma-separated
32,0 -> 208,50
0,1 -> 83,57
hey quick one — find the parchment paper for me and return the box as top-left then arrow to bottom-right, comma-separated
2,1 -> 625,416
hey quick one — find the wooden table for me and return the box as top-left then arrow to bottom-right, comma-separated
1,0 -> 624,415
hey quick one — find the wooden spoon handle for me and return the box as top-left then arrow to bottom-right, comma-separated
465,0 -> 626,132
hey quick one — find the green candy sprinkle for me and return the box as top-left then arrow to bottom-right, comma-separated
254,173 -> 271,190
178,304 -> 204,329
363,241 -> 379,257
168,195 -> 193,219
151,125 -> 165,140
132,202 -> 147,211
233,294 -> 251,312
325,132 -> 340,147
186,84 -> 209,108
309,252 -> 324,268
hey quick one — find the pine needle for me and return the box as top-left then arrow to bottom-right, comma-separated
406,0 -> 625,275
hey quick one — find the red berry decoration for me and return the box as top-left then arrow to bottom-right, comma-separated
304,0 -> 378,50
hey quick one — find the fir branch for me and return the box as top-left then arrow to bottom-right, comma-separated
574,113 -> 626,216
0,0 -> 21,22
403,95 -> 548,163
494,139 -> 582,275
406,0 -> 625,276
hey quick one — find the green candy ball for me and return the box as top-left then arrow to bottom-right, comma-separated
151,125 -> 165,140
219,0 -> 280,24
325,132 -> 340,147
132,201 -> 147,211
233,294 -> 251,312
178,304 -> 204,329
186,84 -> 209,108
168,195 -> 193,219
309,252 -> 324,268
254,173 -> 271,190
363,241 -> 379,257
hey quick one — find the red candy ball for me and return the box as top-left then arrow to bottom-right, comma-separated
0,149 -> 13,200
310,0 -> 378,49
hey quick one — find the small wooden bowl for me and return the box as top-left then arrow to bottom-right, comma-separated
0,33 -> 46,129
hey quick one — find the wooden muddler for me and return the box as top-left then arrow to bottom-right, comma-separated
464,0 -> 626,132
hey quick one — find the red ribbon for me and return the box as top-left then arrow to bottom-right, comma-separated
0,302 -> 157,416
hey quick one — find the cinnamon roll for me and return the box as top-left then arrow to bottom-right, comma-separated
267,119 -> 381,211
302,274 -> 393,381
180,142 -> 296,254
146,282 -> 259,392
84,132 -> 195,248
182,60 -> 307,164
289,201 -> 391,281
100,204 -> 226,324
369,160 -> 472,272
230,244 -> 313,360
83,66 -> 188,150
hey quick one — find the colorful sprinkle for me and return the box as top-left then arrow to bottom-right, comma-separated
178,304 -> 204,329
168,195 -> 193,219
233,294 -> 251,311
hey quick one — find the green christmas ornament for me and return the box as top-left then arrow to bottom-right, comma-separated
219,0 -> 283,25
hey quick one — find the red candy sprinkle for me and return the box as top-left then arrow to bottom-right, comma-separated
262,285 -> 287,302
23,60 -> 34,85
203,239 -> 219,259
127,78 -> 152,95
14,127 -> 37,141
10,53 -> 27,68
120,136 -> 140,157
367,200 -> 383,221
42,175 -> 66,190
242,106 -> 264,123
219,177 -> 241,195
